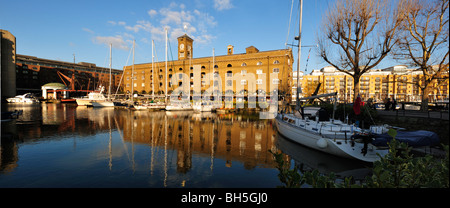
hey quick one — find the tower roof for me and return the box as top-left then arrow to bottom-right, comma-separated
177,34 -> 193,41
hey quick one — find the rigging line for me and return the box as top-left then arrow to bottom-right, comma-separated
290,0 -> 300,50
285,0 -> 295,49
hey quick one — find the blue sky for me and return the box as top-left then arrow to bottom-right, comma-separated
1,0 -> 385,72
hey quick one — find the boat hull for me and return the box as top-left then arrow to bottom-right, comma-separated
275,115 -> 387,163
91,101 -> 115,107
76,99 -> 93,106
165,104 -> 193,111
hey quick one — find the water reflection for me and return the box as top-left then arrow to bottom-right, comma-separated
1,103 -> 369,187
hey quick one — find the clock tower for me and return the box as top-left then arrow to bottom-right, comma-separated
177,34 -> 193,60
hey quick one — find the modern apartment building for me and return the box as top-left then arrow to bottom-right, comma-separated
293,65 -> 449,103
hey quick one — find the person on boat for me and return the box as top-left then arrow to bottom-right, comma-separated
353,95 -> 362,127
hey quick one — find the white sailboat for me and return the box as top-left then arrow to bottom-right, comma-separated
275,0 -> 388,163
91,43 -> 114,107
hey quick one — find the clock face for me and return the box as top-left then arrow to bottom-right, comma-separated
180,44 -> 184,49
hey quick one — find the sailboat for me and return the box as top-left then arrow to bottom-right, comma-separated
276,0 -> 440,163
274,0 -> 388,163
91,43 -> 115,107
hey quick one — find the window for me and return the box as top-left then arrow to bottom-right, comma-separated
256,69 -> 263,74
227,80 -> 232,86
214,65 -> 218,68
134,83 -> 137,87
273,79 -> 280,84
273,60 -> 280,64
257,61 -> 263,66
227,71 -> 233,77
241,62 -> 247,66
180,52 -> 184,57
273,68 -> 280,73
241,70 -> 247,75
257,79 -> 263,85
227,64 -> 232,67
241,80 -> 247,85
142,83 -> 145,87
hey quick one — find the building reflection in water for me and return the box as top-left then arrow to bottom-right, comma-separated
116,110 -> 278,174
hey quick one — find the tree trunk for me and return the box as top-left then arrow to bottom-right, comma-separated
353,75 -> 361,102
421,86 -> 432,112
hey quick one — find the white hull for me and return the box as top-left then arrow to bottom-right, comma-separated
165,103 -> 193,111
275,114 -> 387,163
76,99 -> 93,106
6,94 -> 40,103
193,105 -> 213,112
91,101 -> 115,107
134,104 -> 166,110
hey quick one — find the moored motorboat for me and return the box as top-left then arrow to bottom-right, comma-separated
6,93 -> 40,103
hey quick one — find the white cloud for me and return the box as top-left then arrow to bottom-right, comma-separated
147,9 -> 157,18
100,2 -> 218,48
214,0 -> 233,11
82,28 -> 95,34
94,35 -> 129,51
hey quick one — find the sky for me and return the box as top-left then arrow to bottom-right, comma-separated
1,0 -> 395,72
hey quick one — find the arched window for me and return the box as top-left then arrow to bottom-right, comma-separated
214,65 -> 218,68
179,68 -> 183,71
201,66 -> 206,69
241,62 -> 247,66
273,60 -> 280,64
227,64 -> 232,67
256,61 -> 263,66
226,70 -> 233,77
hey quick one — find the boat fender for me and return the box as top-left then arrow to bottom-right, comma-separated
316,138 -> 328,149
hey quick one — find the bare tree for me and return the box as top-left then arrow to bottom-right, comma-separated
394,0 -> 449,111
318,0 -> 405,100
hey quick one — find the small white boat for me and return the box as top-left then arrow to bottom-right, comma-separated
75,86 -> 108,106
165,101 -> 193,111
6,93 -> 40,103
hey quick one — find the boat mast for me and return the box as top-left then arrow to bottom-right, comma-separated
152,40 -> 155,100
109,43 -> 112,100
295,0 -> 303,111
132,40 -> 135,102
165,28 -> 168,104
